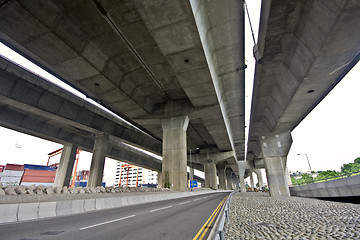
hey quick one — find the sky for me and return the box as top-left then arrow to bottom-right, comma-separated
0,1 -> 359,185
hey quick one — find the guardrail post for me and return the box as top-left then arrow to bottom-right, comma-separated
219,230 -> 225,240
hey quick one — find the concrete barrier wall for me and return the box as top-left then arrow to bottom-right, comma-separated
0,190 -> 216,224
290,174 -> 360,198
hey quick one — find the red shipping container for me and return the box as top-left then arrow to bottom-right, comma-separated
5,164 -> 24,171
21,175 -> 55,183
23,169 -> 56,177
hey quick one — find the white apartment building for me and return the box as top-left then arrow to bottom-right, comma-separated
114,162 -> 158,187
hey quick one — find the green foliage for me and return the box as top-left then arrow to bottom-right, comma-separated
291,173 -> 314,185
315,170 -> 340,181
164,171 -> 171,189
341,162 -> 360,176
292,157 -> 360,185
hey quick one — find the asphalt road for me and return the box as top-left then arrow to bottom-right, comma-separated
0,192 -> 229,240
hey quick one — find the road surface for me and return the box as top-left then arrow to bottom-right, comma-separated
0,191 -> 229,240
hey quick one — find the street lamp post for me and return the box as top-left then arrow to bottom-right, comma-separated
297,153 -> 314,182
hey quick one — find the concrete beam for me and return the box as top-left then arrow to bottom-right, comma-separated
0,57 -> 162,154
190,0 -> 246,161
189,151 -> 233,165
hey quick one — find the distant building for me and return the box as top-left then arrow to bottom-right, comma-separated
114,162 -> 158,187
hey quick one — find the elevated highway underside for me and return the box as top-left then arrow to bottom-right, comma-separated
0,0 -> 245,171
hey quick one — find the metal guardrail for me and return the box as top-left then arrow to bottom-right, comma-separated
208,191 -> 235,240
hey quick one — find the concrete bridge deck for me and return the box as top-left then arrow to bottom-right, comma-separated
225,192 -> 360,240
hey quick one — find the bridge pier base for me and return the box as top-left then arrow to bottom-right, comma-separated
88,133 -> 109,187
161,116 -> 189,191
217,164 -> 226,190
204,159 -> 217,190
259,131 -> 292,197
53,144 -> 77,187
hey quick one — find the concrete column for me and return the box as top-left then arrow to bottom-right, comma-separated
237,163 -> 246,192
53,144 -> 77,187
232,174 -> 239,190
217,164 -> 226,190
249,171 -> 255,188
204,158 -> 218,190
161,116 -> 189,191
259,131 -> 292,197
157,171 -> 162,188
88,133 -> 109,187
225,169 -> 233,190
255,169 -> 264,189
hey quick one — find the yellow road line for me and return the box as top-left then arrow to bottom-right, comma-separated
193,195 -> 228,240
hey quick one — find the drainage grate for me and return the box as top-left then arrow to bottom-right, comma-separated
255,222 -> 280,228
40,230 -> 64,236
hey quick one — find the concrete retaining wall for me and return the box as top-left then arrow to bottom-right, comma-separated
0,190 -> 215,224
290,174 -> 360,198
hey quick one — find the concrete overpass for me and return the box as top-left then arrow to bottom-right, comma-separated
245,0 -> 360,196
0,0 -> 359,195
0,0 -> 246,191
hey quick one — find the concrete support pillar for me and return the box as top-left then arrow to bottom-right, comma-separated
88,133 -> 109,187
255,169 -> 264,189
204,158 -> 218,190
157,171 -> 162,188
249,171 -> 255,188
232,174 -> 239,190
53,144 -> 77,187
225,169 -> 233,190
259,131 -> 292,197
237,163 -> 246,192
217,164 -> 226,190
161,116 -> 189,191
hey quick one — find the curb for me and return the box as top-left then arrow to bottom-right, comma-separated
0,190 -> 217,224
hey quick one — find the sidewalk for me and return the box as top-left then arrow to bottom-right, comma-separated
224,192 -> 360,239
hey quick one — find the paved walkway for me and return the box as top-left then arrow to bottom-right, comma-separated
224,192 -> 360,239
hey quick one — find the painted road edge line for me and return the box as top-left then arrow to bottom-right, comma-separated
193,198 -> 202,201
179,201 -> 191,205
150,206 -> 172,213
80,215 -> 136,230
193,195 -> 228,240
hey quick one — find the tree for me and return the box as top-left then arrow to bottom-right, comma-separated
291,173 -> 313,185
354,157 -> 360,165
315,170 -> 340,181
341,162 -> 360,176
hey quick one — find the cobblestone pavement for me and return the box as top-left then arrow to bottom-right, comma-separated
224,192 -> 360,239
